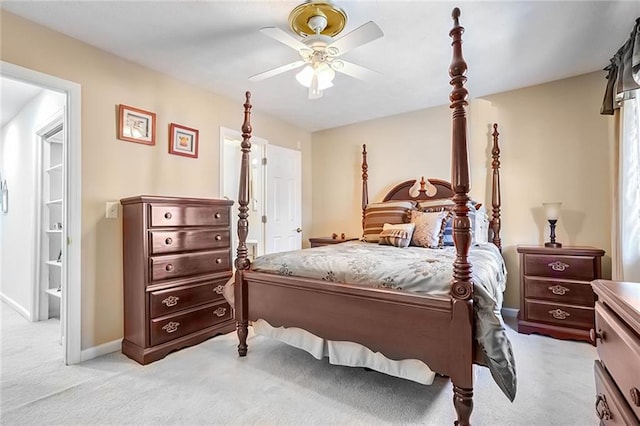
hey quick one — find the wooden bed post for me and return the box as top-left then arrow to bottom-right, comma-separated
490,123 -> 502,251
449,8 -> 474,426
235,91 -> 252,357
361,144 -> 368,231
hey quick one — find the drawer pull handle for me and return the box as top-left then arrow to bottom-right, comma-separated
214,285 -> 224,294
161,296 -> 179,307
548,284 -> 569,296
165,264 -> 174,272
215,258 -> 222,264
164,212 -> 172,219
214,212 -> 221,219
162,321 -> 180,334
165,237 -> 173,245
215,234 -> 222,241
548,308 -> 570,320
631,387 -> 640,407
595,394 -> 612,420
548,261 -> 570,272
589,329 -> 604,344
214,307 -> 227,317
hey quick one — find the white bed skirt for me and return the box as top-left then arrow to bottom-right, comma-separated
252,319 -> 436,385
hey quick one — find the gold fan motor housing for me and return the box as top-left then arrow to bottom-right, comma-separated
288,1 -> 348,37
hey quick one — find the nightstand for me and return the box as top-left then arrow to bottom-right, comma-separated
309,236 -> 359,248
517,245 -> 605,344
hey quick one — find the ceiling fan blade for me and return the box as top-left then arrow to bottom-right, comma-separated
260,26 -> 308,52
326,21 -> 383,57
332,60 -> 381,82
249,60 -> 306,82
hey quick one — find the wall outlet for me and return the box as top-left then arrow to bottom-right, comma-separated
105,201 -> 119,219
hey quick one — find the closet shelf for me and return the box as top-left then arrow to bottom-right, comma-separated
45,261 -> 62,267
45,288 -> 62,298
46,199 -> 62,206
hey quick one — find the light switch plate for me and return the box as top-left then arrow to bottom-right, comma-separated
105,201 -> 119,219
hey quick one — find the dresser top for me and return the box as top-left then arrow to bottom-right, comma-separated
516,245 -> 605,257
592,279 -> 640,335
120,195 -> 234,206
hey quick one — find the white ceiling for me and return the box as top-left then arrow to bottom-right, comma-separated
1,77 -> 43,128
2,1 -> 639,132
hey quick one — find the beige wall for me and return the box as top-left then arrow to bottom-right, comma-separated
1,12 -> 312,349
312,72 -> 614,309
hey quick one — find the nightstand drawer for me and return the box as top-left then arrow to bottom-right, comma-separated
149,204 -> 230,228
524,277 -> 595,306
149,229 -> 230,254
525,300 -> 594,329
150,300 -> 232,347
524,254 -> 597,281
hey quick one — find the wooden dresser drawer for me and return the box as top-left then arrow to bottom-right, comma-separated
149,204 -> 230,228
524,277 -> 595,307
150,249 -> 231,282
524,254 -> 597,281
595,302 -> 640,420
149,229 -> 230,255
149,278 -> 229,318
524,300 -> 594,329
150,300 -> 233,347
594,361 -> 640,425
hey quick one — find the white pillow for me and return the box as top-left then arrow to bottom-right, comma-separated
474,205 -> 490,244
410,210 -> 450,248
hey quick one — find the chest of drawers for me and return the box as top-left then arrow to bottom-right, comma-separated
517,245 -> 605,344
120,196 -> 235,364
591,280 -> 640,425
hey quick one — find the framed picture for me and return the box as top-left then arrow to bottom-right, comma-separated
169,123 -> 199,158
118,104 -> 156,145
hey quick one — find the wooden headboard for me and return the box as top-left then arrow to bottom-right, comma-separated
382,177 -> 454,202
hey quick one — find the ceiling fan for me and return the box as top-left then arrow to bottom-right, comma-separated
249,1 -> 384,99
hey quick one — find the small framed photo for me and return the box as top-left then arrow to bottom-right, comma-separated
169,123 -> 199,158
118,104 -> 156,145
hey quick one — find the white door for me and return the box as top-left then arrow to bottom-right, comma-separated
265,145 -> 302,254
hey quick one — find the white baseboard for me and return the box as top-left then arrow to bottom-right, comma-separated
0,292 -> 32,321
501,307 -> 519,318
80,338 -> 122,362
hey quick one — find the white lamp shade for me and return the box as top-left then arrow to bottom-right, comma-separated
295,62 -> 335,90
542,202 -> 562,221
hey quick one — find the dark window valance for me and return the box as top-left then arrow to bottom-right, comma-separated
601,17 -> 640,115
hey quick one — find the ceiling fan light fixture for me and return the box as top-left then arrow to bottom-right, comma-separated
295,62 -> 335,90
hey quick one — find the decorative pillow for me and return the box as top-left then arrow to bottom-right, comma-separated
410,210 -> 451,248
474,205 -> 490,244
422,202 -> 480,246
363,201 -> 415,243
378,223 -> 416,248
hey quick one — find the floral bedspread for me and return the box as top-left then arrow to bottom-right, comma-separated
251,241 -> 517,401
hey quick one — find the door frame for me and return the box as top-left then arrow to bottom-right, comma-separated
1,61 -> 82,365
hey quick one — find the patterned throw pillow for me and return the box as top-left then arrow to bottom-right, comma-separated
378,223 -> 416,248
363,201 -> 415,243
420,200 -> 480,246
410,210 -> 451,248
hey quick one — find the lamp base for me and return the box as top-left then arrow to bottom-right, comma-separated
544,242 -> 562,248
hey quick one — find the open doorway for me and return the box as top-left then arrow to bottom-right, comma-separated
0,62 -> 81,365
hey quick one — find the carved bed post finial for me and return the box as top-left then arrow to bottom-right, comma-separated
235,91 -> 252,357
362,144 -> 369,232
491,123 -> 502,251
419,177 -> 427,195
449,8 -> 474,426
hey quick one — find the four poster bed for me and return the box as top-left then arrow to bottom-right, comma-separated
231,9 -> 515,425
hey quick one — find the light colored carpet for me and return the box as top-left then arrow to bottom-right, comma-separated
1,302 -> 598,425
